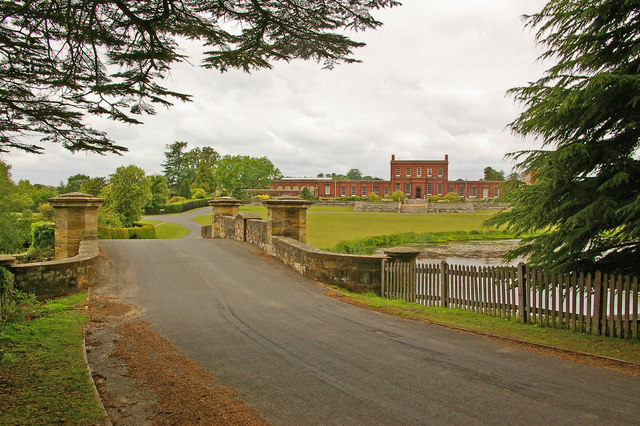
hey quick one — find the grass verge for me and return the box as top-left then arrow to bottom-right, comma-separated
139,219 -> 190,239
329,287 -> 640,365
0,292 -> 107,424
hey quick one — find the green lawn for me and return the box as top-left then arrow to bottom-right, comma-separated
139,219 -> 190,239
307,208 -> 497,249
0,293 -> 108,424
194,206 -> 500,249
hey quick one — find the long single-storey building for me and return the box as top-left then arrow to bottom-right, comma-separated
268,155 -> 504,200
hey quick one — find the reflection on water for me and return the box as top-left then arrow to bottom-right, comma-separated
415,239 -> 525,267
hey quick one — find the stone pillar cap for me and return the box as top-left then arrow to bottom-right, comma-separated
209,197 -> 243,206
48,192 -> 104,207
383,246 -> 422,260
236,213 -> 262,220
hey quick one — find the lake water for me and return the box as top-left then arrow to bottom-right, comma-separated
415,239 -> 525,267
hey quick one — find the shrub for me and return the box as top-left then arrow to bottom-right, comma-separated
254,194 -> 270,199
191,188 -> 208,199
36,203 -> 55,221
428,195 -> 442,202
168,196 -> 187,204
444,192 -> 462,202
0,288 -> 41,323
367,193 -> 382,202
386,191 -> 406,203
30,222 -> 54,250
299,187 -> 316,202
98,225 -> 156,240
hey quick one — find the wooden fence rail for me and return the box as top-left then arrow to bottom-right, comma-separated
381,260 -> 639,340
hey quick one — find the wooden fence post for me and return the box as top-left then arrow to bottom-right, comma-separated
517,262 -> 528,324
380,259 -> 387,298
440,261 -> 449,308
592,270 -> 602,335
383,247 -> 421,303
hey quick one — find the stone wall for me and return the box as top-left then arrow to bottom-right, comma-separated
272,237 -> 383,293
315,200 -> 356,207
353,201 -> 401,213
426,202 -> 475,213
246,219 -> 271,251
473,202 -> 510,210
8,240 -> 100,300
206,208 -> 384,293
201,225 -> 212,239
220,216 -> 237,240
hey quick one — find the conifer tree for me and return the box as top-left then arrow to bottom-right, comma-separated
0,1 -> 398,154
486,0 -> 640,274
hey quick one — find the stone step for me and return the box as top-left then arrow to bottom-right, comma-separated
400,204 -> 426,214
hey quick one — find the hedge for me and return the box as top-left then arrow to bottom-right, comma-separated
30,222 -> 55,249
144,198 -> 210,215
98,225 -> 157,240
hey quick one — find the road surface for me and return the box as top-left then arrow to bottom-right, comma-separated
97,212 -> 640,424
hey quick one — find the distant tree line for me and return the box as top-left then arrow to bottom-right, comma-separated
317,169 -> 383,180
0,141 -> 282,251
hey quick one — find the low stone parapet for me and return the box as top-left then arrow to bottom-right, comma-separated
315,200 -> 356,207
219,216 -> 237,240
246,219 -> 271,251
7,240 -> 100,300
203,198 -> 385,293
473,202 -> 510,210
272,237 -> 383,293
426,202 -> 475,213
353,201 -> 401,213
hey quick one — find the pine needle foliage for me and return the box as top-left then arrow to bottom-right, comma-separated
0,0 -> 399,154
486,0 -> 640,275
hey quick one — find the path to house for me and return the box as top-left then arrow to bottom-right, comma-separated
89,211 -> 640,425
143,205 -> 210,238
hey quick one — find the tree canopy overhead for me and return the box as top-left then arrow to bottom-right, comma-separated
0,0 -> 399,154
486,0 -> 640,275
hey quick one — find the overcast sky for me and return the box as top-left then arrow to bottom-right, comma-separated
5,0 -> 550,186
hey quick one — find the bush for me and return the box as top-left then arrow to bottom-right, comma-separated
0,288 -> 40,323
191,188 -> 208,199
36,203 -> 55,221
168,196 -> 187,204
299,187 -> 316,202
367,193 -> 382,202
98,225 -> 156,239
444,192 -> 462,202
30,222 -> 54,250
21,222 -> 55,262
428,195 -> 442,202
385,191 -> 406,203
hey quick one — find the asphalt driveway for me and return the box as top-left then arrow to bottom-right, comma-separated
96,233 -> 640,425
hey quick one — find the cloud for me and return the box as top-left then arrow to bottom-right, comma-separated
6,0 -> 549,185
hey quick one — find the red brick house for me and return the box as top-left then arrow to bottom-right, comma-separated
269,155 -> 504,199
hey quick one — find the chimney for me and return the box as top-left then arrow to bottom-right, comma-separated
391,154 -> 395,161
445,154 -> 448,162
